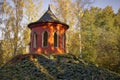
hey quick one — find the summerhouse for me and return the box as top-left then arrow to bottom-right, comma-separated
28,6 -> 69,54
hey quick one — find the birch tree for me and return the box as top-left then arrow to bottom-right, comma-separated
0,0 -> 42,65
51,0 -> 94,56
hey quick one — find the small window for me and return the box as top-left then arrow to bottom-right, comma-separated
54,32 -> 59,47
42,31 -> 48,47
33,32 -> 37,48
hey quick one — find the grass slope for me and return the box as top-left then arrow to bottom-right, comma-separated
0,54 -> 120,80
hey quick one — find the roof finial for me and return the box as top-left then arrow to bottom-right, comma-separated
48,4 -> 51,10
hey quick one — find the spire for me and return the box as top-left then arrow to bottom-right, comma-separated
48,4 -> 51,10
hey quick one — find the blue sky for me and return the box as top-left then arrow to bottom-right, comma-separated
42,0 -> 120,13
92,0 -> 120,13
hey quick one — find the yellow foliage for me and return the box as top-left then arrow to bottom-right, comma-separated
0,0 -> 42,65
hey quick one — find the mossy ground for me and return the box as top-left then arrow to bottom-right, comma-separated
0,54 -> 120,80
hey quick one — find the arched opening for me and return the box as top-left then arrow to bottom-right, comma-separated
54,32 -> 59,47
62,33 -> 66,49
33,32 -> 37,48
42,31 -> 48,47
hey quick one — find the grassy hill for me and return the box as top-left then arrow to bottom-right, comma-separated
0,54 -> 120,80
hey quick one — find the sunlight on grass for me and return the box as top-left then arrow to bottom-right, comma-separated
32,58 -> 55,80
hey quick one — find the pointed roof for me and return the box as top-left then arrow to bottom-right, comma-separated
28,6 -> 69,29
38,5 -> 59,22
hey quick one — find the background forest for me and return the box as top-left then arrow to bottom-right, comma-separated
0,0 -> 120,74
